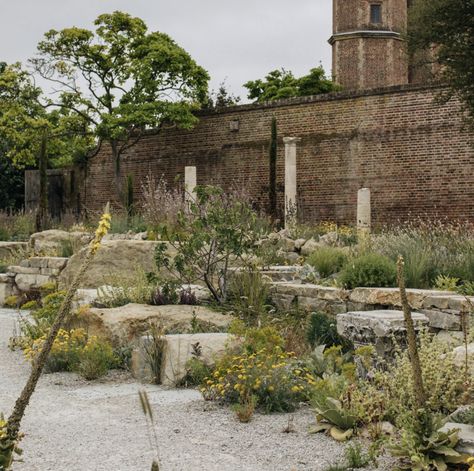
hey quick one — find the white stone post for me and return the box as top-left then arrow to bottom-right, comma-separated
357,188 -> 371,231
283,137 -> 301,228
184,166 -> 197,203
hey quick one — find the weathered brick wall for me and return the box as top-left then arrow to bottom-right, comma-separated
83,84 -> 474,226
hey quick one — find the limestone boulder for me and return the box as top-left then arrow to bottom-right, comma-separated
300,238 -> 322,256
0,274 -> 18,306
59,240 -> 176,289
30,230 -> 92,255
69,303 -> 231,346
0,241 -> 28,260
337,310 -> 429,356
132,333 -> 234,386
349,288 -> 454,310
452,343 -> 474,376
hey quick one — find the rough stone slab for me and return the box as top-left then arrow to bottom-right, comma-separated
40,267 -> 61,276
440,423 -> 474,455
69,303 -> 231,346
337,310 -> 429,356
46,257 -> 69,270
349,288 -> 453,309
15,274 -> 55,292
271,282 -> 348,302
30,230 -> 92,255
28,257 -> 50,268
8,265 -> 38,275
59,240 -> 175,289
300,238 -> 322,256
161,333 -> 232,387
297,296 -> 347,315
419,309 -> 461,331
452,343 -> 474,376
0,280 -> 18,307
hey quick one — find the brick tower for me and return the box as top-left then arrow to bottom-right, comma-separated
329,0 -> 409,90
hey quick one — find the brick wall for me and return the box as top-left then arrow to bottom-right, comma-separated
82,84 -> 474,226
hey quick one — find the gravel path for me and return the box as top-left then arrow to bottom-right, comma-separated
0,309 -> 393,471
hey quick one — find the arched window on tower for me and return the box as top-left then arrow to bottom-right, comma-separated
370,3 -> 382,24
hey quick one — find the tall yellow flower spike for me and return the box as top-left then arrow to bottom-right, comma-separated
91,203 -> 111,254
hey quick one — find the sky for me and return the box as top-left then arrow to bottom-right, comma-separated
0,0 -> 333,103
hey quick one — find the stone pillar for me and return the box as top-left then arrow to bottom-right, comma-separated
184,166 -> 197,203
357,188 -> 371,231
283,137 -> 301,228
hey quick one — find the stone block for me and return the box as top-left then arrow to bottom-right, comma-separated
440,423 -> 474,455
452,343 -> 474,376
349,288 -> 453,310
15,274 -> 55,292
46,257 -> 69,270
161,333 -> 232,387
337,310 -> 429,357
419,309 -> 461,331
40,267 -> 61,276
28,257 -> 50,269
19,259 -> 30,268
0,278 -> 18,306
300,238 -> 321,256
7,265 -> 38,275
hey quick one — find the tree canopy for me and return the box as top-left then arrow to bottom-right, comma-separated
243,66 -> 338,103
0,62 -> 91,169
31,11 -> 210,185
408,0 -> 474,122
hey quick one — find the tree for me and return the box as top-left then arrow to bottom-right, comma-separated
408,0 -> 474,123
244,66 -> 338,103
155,186 -> 264,304
204,81 -> 241,110
31,11 -> 209,197
0,62 -> 91,228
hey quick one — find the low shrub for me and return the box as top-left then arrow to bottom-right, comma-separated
339,253 -> 397,289
232,395 -> 257,423
179,357 -> 212,388
24,328 -> 87,373
307,247 -> 348,278
76,336 -> 117,380
202,347 -> 316,413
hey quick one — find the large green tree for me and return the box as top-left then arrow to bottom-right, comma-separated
244,66 -> 338,103
31,11 -> 209,196
408,0 -> 474,122
0,62 -> 91,226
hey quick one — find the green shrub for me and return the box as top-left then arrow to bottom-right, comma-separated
179,357 -> 212,388
76,336 -> 116,380
307,247 -> 348,278
307,312 -> 353,351
339,253 -> 396,289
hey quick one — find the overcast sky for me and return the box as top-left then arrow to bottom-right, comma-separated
0,0 -> 333,102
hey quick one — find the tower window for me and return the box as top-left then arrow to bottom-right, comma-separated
370,4 -> 382,24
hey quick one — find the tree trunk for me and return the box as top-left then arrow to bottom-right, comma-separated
111,140 -> 123,201
35,134 -> 48,232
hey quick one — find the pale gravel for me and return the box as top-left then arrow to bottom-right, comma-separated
0,309 -> 394,471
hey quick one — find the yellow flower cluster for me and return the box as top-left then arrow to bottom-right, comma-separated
201,348 -> 316,410
0,414 -> 7,440
318,221 -> 354,238
23,328 -> 87,362
468,457 -> 474,471
91,211 -> 112,254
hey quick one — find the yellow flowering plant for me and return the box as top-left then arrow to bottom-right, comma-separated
201,347 -> 317,413
1,207 -> 111,470
23,328 -> 87,373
